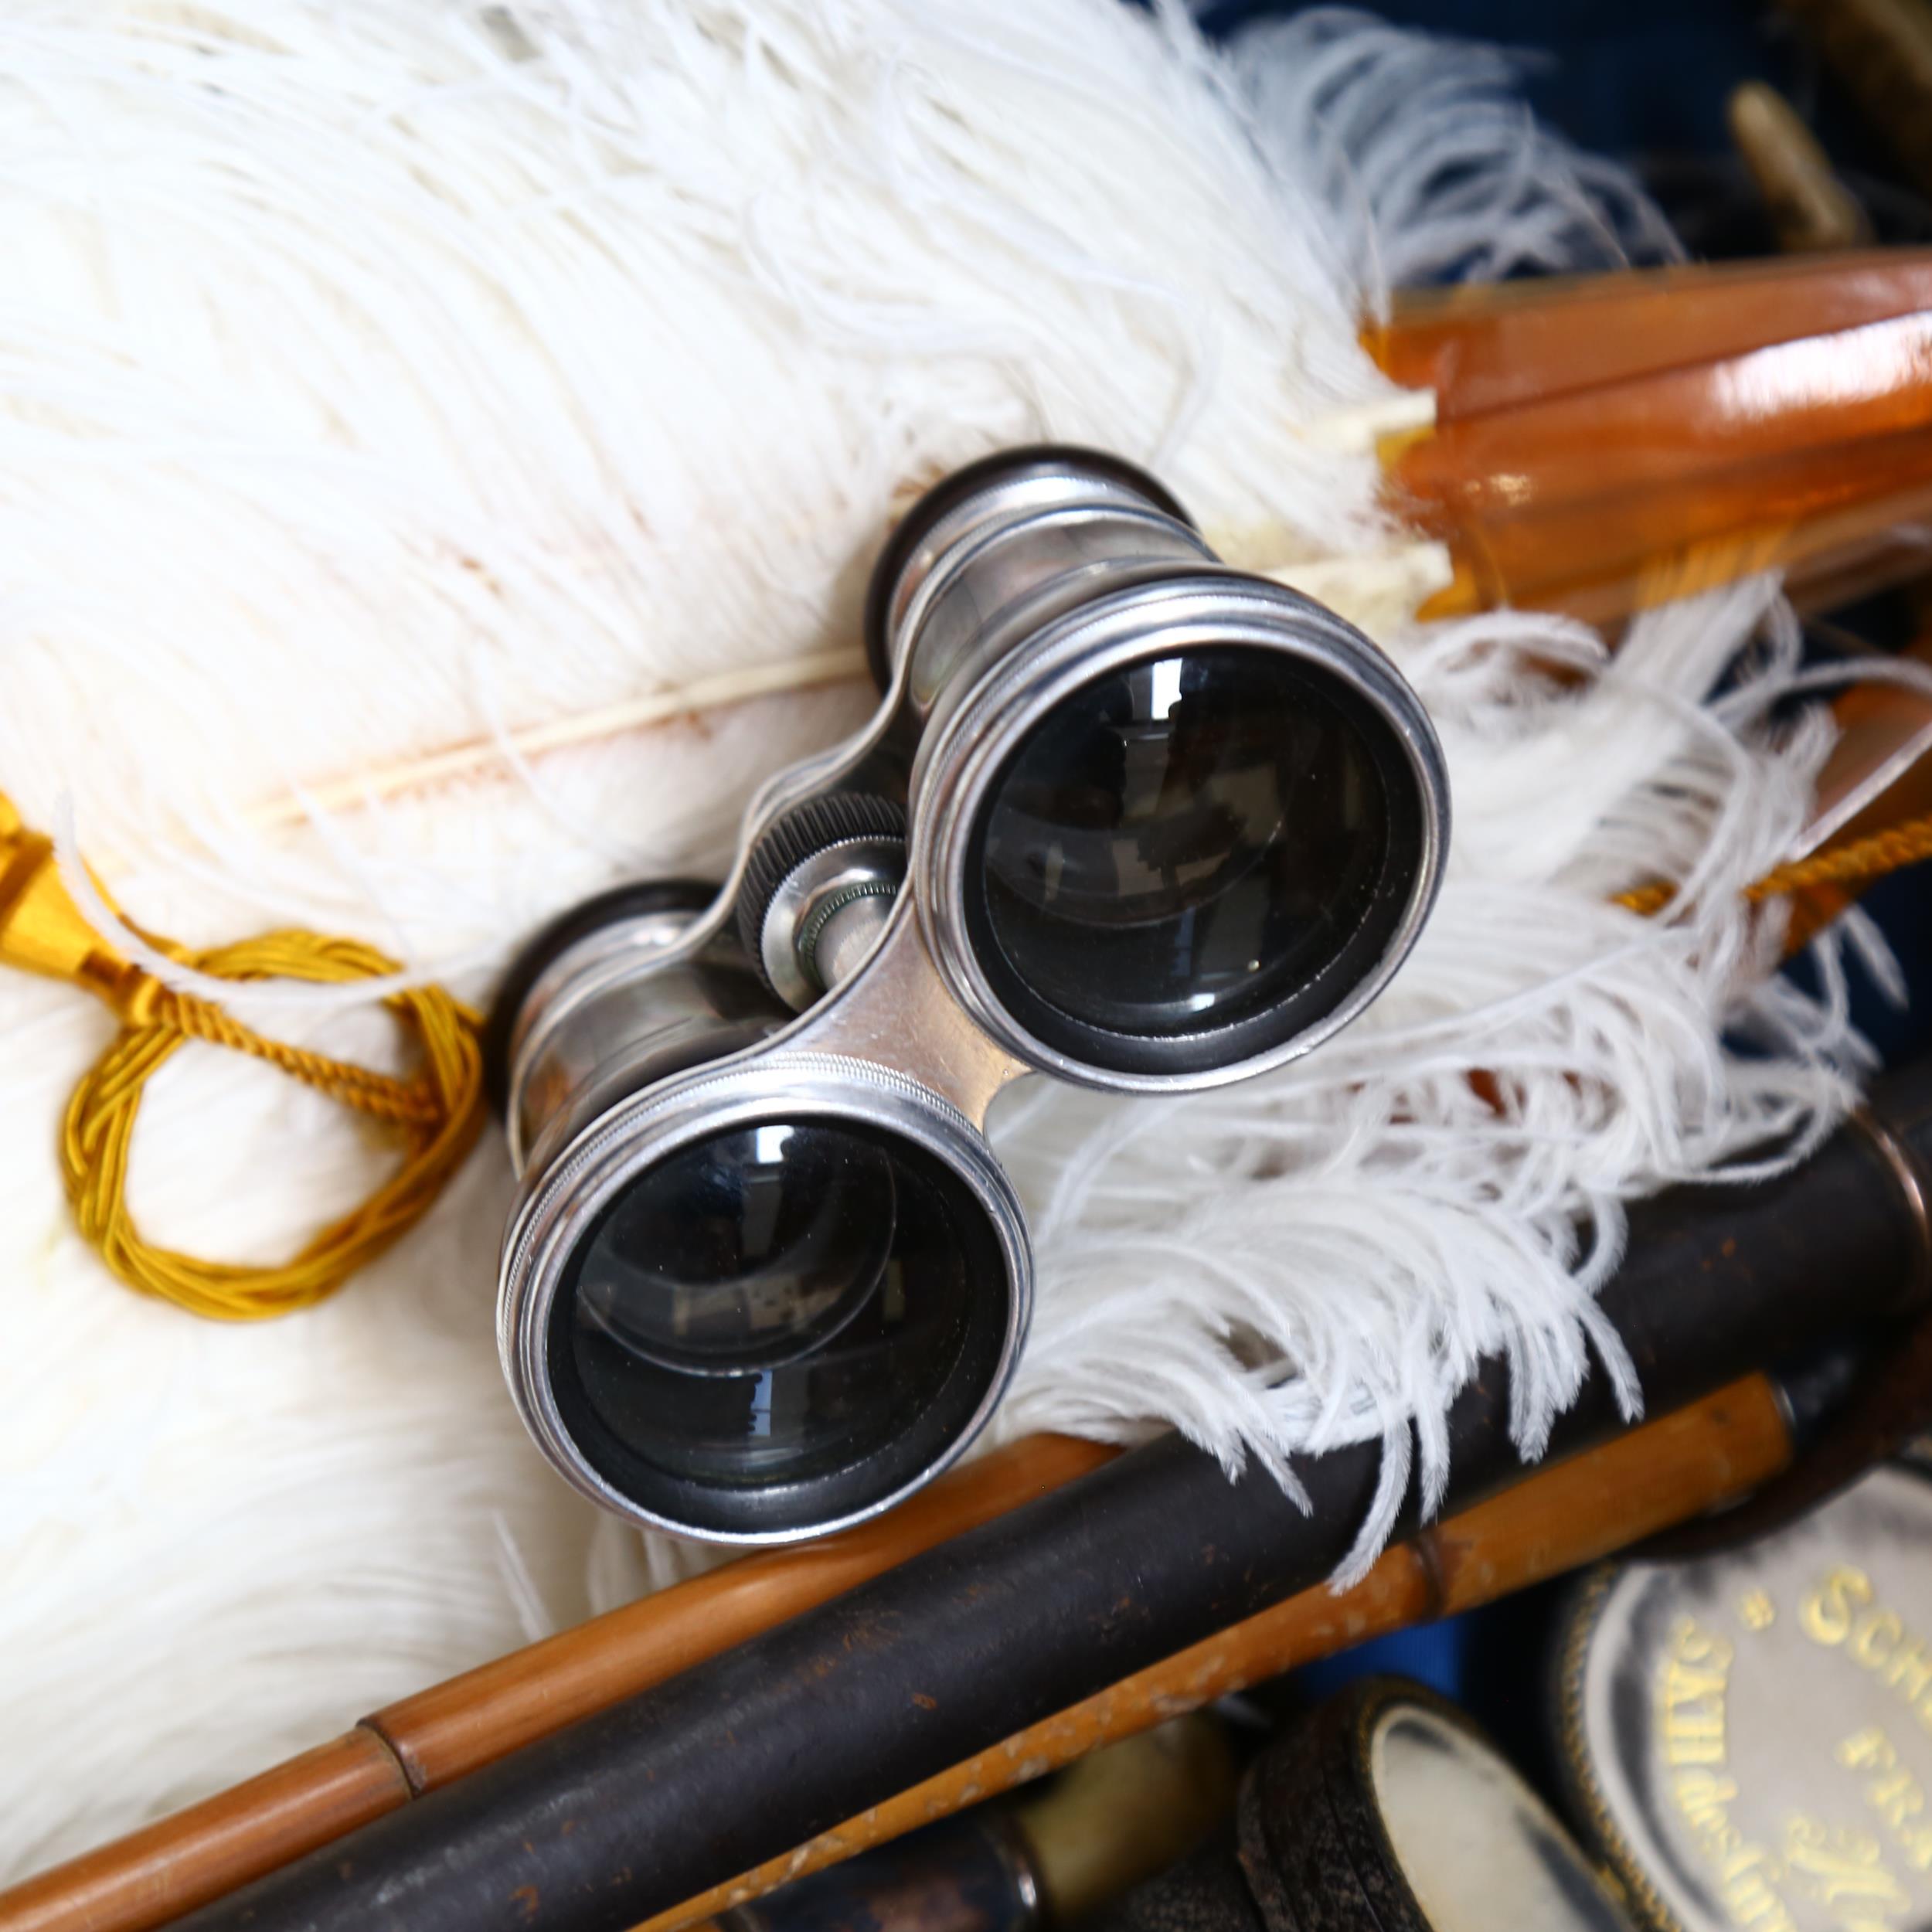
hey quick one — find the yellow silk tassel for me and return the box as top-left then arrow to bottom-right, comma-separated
0,793 -> 485,1320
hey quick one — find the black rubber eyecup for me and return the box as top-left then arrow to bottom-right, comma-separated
860,444 -> 1196,693
481,878 -> 720,1118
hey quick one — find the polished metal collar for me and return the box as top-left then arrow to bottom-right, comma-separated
498,1049 -> 1033,1543
910,573 -> 1451,1092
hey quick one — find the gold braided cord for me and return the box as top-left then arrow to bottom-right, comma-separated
60,930 -> 485,1321
1614,808 -> 1932,918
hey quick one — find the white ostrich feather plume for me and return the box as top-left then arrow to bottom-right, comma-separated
0,0 -> 1883,1879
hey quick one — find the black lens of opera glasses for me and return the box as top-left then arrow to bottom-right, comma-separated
494,448 -> 1447,1542
574,1124 -> 900,1379
549,1120 -> 1010,1529
970,645 -> 1412,1070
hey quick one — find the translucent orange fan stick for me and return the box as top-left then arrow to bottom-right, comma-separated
1366,249 -> 1932,423
1412,438 -> 1932,623
1369,254 -> 1932,624
1393,309 -> 1932,526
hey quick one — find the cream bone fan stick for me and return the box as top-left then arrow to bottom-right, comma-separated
71,388 -> 1420,855
230,549 -> 1448,842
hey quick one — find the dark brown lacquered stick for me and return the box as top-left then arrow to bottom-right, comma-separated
0,1435 -> 1115,1932
635,1372 -> 1794,1932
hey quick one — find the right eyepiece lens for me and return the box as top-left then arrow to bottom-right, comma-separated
968,645 -> 1420,1073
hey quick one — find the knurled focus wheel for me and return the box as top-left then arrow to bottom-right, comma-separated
736,792 -> 908,998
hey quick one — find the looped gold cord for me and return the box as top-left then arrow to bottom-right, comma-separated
0,792 -> 485,1321
61,934 -> 485,1320
1614,808 -> 1932,918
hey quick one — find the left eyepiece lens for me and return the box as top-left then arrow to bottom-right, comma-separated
568,1121 -> 897,1376
537,1105 -> 1022,1539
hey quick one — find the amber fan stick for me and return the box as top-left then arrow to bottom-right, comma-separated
1366,250 -> 1932,624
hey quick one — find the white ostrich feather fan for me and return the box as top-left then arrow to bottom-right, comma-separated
0,0 -> 1884,1879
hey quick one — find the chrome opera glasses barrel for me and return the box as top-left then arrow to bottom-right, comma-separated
494,447 -> 1450,1546
868,447 -> 1448,1085
495,879 -> 1029,1546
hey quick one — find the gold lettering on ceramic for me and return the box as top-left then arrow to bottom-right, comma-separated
1784,1816 -> 1910,1930
1802,1568 -> 1876,1648
1880,1638 -> 1932,1709
1663,1617 -> 1734,1766
1802,1569 -> 1932,1735
1837,1730 -> 1932,1872
1661,1621 -> 1802,1930
1852,1614 -> 1904,1670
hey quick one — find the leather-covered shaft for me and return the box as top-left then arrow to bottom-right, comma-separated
165,1063 -> 1932,1932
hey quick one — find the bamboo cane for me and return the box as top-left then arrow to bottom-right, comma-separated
0,1436 -> 1115,1932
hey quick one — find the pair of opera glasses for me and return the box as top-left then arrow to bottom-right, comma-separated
493,448 -> 1449,1543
